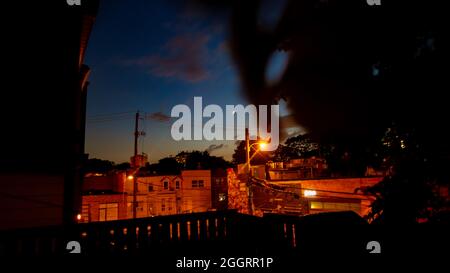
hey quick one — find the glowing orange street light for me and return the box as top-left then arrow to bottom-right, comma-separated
76,213 -> 82,221
249,140 -> 268,151
258,142 -> 267,150
127,175 -> 134,180
246,140 -> 269,173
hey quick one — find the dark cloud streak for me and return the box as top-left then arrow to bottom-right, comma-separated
206,144 -> 227,153
124,33 -> 211,83
147,112 -> 171,122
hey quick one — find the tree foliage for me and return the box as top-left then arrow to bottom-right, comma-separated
84,158 -> 115,174
142,151 -> 231,175
364,124 -> 446,223
273,134 -> 319,161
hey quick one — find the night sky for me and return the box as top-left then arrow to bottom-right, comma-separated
85,0 -> 296,164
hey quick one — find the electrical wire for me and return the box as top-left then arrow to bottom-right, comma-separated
86,111 -> 135,124
87,116 -> 135,124
87,111 -> 135,118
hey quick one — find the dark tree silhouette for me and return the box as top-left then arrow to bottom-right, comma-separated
156,157 -> 182,175
84,158 -> 115,174
115,162 -> 131,171
364,125 -> 446,223
184,151 -> 231,170
141,151 -> 231,175
273,134 -> 319,161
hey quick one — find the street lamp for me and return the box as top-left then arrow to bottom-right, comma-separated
246,141 -> 268,174
244,128 -> 269,216
257,142 -> 267,151
126,172 -> 137,218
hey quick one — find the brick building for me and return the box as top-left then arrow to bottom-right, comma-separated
131,170 -> 212,218
265,177 -> 383,216
267,158 -> 329,180
232,160 -> 383,217
80,171 -> 128,222
81,194 -> 127,222
81,170 -> 214,222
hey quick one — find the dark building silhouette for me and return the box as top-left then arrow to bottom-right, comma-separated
0,1 -> 99,229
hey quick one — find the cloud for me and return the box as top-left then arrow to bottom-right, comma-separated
280,114 -> 307,142
147,112 -> 171,122
205,144 -> 227,153
125,33 -> 211,83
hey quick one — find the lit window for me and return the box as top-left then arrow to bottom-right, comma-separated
335,203 -> 349,210
310,202 -> 323,209
400,140 -> 406,149
218,193 -> 226,202
198,180 -> 204,188
324,203 -> 337,210
303,190 -> 317,197
81,204 -> 89,223
99,203 -> 118,221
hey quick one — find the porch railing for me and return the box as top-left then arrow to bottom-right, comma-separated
0,210 -> 366,256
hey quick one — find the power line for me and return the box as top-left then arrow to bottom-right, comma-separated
86,111 -> 136,125
87,116 -> 134,124
87,111 -> 135,118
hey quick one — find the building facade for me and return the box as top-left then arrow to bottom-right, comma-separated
80,171 -> 128,223
81,193 -> 128,222
130,170 -> 212,218
232,159 -> 383,217
81,170 -> 213,222
267,158 -> 329,180
265,177 -> 383,217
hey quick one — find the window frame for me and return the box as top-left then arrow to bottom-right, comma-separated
163,180 -> 169,190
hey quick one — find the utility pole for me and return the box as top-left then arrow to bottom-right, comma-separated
133,111 -> 139,219
245,128 -> 250,173
245,128 -> 254,215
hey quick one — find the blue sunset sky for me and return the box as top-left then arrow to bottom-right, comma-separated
85,0 -> 296,164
